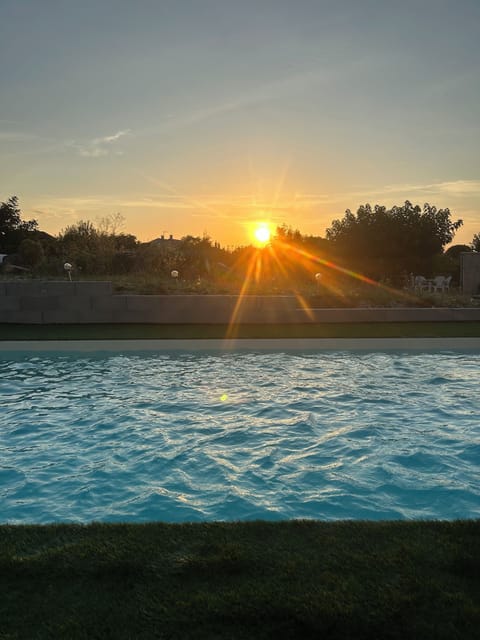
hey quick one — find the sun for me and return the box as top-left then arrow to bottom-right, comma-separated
252,222 -> 272,246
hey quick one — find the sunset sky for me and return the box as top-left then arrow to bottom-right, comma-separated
1,0 -> 479,247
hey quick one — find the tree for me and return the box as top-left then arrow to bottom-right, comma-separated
177,234 -> 219,280
444,244 -> 472,260
433,244 -> 472,284
18,238 -> 45,269
0,196 -> 38,253
96,212 -> 125,235
325,201 -> 463,279
471,233 -> 480,252
58,219 -> 138,274
271,225 -> 332,288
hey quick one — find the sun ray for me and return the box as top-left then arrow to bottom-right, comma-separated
277,240 -> 424,304
266,242 -> 316,320
225,223 -> 427,342
139,172 -> 226,219
226,252 -> 259,339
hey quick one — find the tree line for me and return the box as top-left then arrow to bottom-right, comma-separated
0,195 -> 477,289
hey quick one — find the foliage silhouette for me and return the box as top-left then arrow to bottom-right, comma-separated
0,196 -> 38,254
326,201 -> 463,279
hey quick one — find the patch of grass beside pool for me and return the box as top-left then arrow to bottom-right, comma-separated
0,520 -> 478,639
2,322 -> 480,340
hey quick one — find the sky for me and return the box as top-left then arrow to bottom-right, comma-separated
1,0 -> 480,247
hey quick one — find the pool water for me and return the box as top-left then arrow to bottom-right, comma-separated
0,350 -> 479,523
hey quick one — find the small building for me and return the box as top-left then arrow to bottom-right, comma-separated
149,234 -> 181,247
460,252 -> 480,295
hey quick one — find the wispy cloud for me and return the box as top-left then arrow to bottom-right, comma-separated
0,131 -> 42,142
23,176 -> 480,242
365,179 -> 480,199
140,63 -> 361,138
100,131 -> 130,144
289,180 -> 480,208
1,127 -> 133,158
430,180 -> 480,196
30,193 -> 194,223
73,129 -> 131,157
0,127 -> 69,159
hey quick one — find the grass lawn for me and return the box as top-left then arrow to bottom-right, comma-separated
1,321 -> 480,340
0,520 -> 478,639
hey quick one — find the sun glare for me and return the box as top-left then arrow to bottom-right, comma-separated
252,223 -> 271,246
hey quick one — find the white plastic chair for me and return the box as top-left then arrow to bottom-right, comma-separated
414,275 -> 430,291
432,276 -> 452,293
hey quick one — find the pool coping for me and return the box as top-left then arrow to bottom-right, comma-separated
1,337 -> 480,351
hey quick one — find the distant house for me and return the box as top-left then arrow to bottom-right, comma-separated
149,234 -> 181,247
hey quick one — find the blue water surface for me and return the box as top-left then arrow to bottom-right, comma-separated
0,349 -> 479,523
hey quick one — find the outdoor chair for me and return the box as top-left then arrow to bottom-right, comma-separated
432,275 -> 452,293
414,275 -> 430,291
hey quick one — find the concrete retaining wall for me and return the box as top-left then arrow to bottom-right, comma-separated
0,282 -> 302,324
1,281 -> 480,324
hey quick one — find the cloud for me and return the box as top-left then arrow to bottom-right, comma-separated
135,179 -> 480,219
139,67 -> 338,139
0,128 -> 61,153
0,131 -> 42,142
30,194 -> 195,222
214,179 -> 480,217
24,176 -> 480,238
0,125 -> 132,158
431,180 -> 480,196
295,180 -> 480,207
366,180 -> 480,198
31,196 -> 110,223
0,139 -> 71,159
74,129 -> 131,157
98,131 -> 130,144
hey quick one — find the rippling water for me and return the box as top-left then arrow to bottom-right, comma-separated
0,350 -> 479,523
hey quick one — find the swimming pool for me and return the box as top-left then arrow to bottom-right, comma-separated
1,347 -> 479,523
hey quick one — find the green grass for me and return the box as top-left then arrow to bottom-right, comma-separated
0,520 -> 478,639
2,321 -> 480,340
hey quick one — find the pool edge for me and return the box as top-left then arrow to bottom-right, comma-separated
1,337 -> 480,351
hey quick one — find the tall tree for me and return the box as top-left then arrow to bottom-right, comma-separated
0,196 -> 38,253
325,201 -> 463,279
471,233 -> 480,252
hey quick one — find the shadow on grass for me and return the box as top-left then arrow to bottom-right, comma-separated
0,520 -> 478,639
